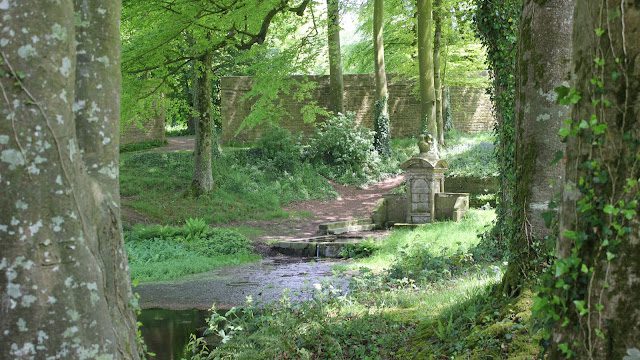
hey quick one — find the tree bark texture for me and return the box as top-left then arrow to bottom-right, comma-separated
327,0 -> 345,114
433,0 -> 444,146
373,0 -> 391,157
0,0 -> 141,358
417,0 -> 437,140
551,1 -> 640,358
502,0 -> 574,295
191,52 -> 215,196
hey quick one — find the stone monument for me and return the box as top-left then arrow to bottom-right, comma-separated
400,135 -> 448,224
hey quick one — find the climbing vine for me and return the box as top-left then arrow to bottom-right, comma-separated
533,3 -> 640,358
473,0 -> 522,279
373,97 -> 391,157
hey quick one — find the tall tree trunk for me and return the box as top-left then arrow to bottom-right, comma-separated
549,1 -> 640,358
191,52 -> 215,196
373,0 -> 391,157
501,0 -> 574,295
0,0 -> 140,358
433,0 -> 444,146
417,0 -> 437,141
327,0 -> 345,114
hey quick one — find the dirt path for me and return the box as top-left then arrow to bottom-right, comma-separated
231,175 -> 404,242
125,136 -> 404,241
156,136 -> 195,152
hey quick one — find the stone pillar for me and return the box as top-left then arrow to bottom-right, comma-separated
401,135 -> 448,224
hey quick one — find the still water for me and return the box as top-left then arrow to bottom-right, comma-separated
139,308 -> 209,360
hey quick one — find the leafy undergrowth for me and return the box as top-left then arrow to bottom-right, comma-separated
125,219 -> 260,283
347,209 -> 497,274
120,150 -> 337,224
390,131 -> 498,180
181,209 -> 542,359
441,130 -> 498,179
120,139 -> 168,153
404,287 -> 540,359
185,267 -> 500,360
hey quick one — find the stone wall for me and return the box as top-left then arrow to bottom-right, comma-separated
220,74 -> 495,143
120,106 -> 166,145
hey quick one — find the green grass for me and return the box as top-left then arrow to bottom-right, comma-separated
119,139 -> 167,153
442,130 -> 498,179
120,150 -> 337,225
391,131 -> 498,179
188,267 -> 501,359
182,208 -> 543,359
348,209 -> 496,273
125,219 -> 260,283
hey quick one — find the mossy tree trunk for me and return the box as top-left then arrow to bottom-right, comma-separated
550,1 -> 640,357
501,0 -> 575,296
191,51 -> 215,196
0,0 -> 140,357
327,0 -> 344,115
433,0 -> 445,146
417,0 -> 437,140
373,0 -> 391,157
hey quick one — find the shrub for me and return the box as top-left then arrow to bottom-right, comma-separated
125,219 -> 257,282
338,239 -> 380,259
307,112 -> 382,184
254,126 -> 302,173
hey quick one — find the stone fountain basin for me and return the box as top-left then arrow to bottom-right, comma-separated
271,234 -> 370,258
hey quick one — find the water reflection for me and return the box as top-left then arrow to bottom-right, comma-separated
139,308 -> 208,360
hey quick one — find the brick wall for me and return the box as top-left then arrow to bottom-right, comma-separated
221,74 -> 496,143
120,101 -> 166,145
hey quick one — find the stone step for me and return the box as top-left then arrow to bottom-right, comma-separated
325,223 -> 377,235
318,218 -> 375,235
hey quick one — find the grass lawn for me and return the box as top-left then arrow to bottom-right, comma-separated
185,209 -> 540,359
125,219 -> 260,283
391,131 -> 497,179
120,150 -> 337,225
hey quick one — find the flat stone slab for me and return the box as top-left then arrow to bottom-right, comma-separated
271,232 -> 383,258
318,218 -> 374,234
391,223 -> 420,230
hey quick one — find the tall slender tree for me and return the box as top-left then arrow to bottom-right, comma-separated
0,0 -> 140,358
373,0 -> 391,156
122,0 -> 312,196
433,0 -> 445,146
547,1 -> 640,357
327,0 -> 345,114
417,0 -> 438,141
501,0 -> 574,295
191,51 -> 215,195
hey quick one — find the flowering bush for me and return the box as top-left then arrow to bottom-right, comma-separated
307,112 -> 383,184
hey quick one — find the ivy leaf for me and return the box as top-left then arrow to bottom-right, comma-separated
594,28 -> 606,37
603,204 -> 616,214
606,252 -> 616,261
551,150 -> 564,165
573,300 -> 588,316
555,86 -> 582,105
581,264 -> 589,273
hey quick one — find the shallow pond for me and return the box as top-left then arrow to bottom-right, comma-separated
139,308 -> 209,360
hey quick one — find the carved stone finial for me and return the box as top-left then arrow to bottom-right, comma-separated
418,134 -> 431,154
418,133 -> 439,160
